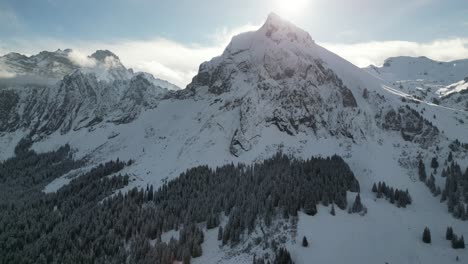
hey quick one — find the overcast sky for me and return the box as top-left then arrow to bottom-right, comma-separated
1,0 -> 468,87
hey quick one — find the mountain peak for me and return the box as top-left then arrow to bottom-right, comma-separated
3,52 -> 27,60
90,50 -> 119,62
258,12 -> 314,45
264,12 -> 283,26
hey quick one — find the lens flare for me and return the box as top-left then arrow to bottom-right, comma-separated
272,0 -> 310,19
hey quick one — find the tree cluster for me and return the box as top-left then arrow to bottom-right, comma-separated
440,162 -> 468,220
447,227 -> 465,249
0,142 -> 361,264
449,139 -> 468,152
253,247 -> 294,264
372,181 -> 412,208
153,153 -> 359,247
349,193 -> 366,214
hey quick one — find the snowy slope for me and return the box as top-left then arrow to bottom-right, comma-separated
365,56 -> 468,85
364,57 -> 468,110
1,13 -> 468,264
438,79 -> 468,111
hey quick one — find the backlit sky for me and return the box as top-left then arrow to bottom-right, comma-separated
1,0 -> 468,87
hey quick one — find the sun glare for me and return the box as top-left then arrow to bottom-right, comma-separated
272,0 -> 310,19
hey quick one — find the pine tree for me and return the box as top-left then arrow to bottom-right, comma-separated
389,187 -> 395,204
448,152 -> 453,162
274,248 -> 294,264
431,157 -> 439,173
419,160 -> 427,182
304,199 -> 317,216
422,227 -> 431,244
372,183 -> 377,193
217,226 -> 223,241
351,193 -> 363,214
377,182 -> 383,198
452,235 -> 459,249
330,203 -> 336,216
302,236 -> 309,247
183,248 -> 191,264
192,243 -> 202,258
446,227 -> 454,240
453,235 -> 466,249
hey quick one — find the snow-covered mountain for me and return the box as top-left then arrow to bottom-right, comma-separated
364,56 -> 468,110
365,56 -> 468,84
0,49 -> 180,138
0,49 -> 78,79
1,13 -> 468,264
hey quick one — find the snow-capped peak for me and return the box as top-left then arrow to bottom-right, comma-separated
259,12 -> 314,45
133,72 -> 181,90
89,50 -> 120,62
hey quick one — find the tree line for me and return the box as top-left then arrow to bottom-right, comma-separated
0,140 -> 361,263
371,181 -> 412,208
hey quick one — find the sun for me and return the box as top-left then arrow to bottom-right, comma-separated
272,0 -> 310,19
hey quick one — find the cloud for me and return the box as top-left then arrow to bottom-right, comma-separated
211,23 -> 261,46
0,23 -> 261,87
2,22 -> 468,87
321,38 -> 468,67
68,50 -> 96,67
0,75 -> 58,86
0,70 -> 16,79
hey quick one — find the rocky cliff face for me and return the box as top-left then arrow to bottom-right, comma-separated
0,49 -> 78,79
0,50 -> 179,138
186,13 -> 440,156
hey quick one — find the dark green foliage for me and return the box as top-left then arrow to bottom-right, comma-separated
206,213 -> 220,229
422,227 -> 431,244
426,174 -> 437,195
253,255 -> 267,264
14,137 -> 34,156
274,248 -> 294,264
0,146 -> 359,263
452,235 -> 466,249
152,153 -> 358,246
419,160 -> 427,182
218,226 -> 223,241
447,227 -> 454,240
255,247 -> 294,264
302,236 -> 309,247
350,193 -> 364,214
0,148 -> 128,263
448,152 -> 453,162
431,157 -> 439,173
441,162 -> 468,220
373,181 -> 412,208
